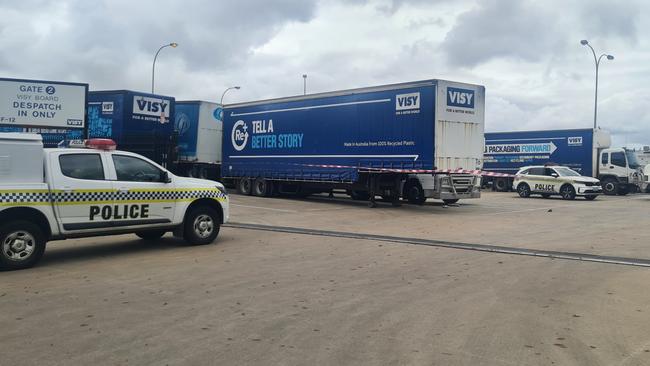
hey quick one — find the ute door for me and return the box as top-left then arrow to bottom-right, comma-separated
51,151 -> 115,232
107,153 -> 176,227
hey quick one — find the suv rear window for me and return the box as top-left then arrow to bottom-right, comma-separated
59,154 -> 105,180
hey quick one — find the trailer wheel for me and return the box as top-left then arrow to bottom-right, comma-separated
601,178 -> 618,195
495,178 -> 509,192
253,178 -> 270,197
237,178 -> 252,195
404,180 -> 426,205
0,221 -> 46,271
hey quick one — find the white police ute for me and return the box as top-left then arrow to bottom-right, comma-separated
513,165 -> 602,200
0,133 -> 229,270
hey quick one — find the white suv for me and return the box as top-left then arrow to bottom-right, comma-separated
513,165 -> 602,200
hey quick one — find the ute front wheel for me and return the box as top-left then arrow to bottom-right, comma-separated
0,221 -> 46,271
183,206 -> 221,245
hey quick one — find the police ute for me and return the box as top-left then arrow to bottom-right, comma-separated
513,165 -> 602,200
0,133 -> 229,270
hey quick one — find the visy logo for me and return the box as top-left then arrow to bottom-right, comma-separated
231,120 -> 249,151
133,96 -> 170,118
447,87 -> 475,108
568,136 -> 583,146
396,92 -> 420,111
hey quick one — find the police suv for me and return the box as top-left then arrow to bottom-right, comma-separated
513,165 -> 602,200
0,133 -> 229,270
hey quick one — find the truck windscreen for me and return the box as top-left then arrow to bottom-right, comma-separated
626,150 -> 641,169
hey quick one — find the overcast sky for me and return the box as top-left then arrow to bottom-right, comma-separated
1,0 -> 648,146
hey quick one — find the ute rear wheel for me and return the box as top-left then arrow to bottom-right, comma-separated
560,185 -> 576,200
183,206 -> 221,245
136,230 -> 166,241
517,183 -> 531,198
0,221 -> 46,271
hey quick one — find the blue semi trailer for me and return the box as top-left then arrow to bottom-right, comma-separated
483,128 -> 643,195
175,101 -> 223,180
87,90 -> 176,167
222,79 -> 485,206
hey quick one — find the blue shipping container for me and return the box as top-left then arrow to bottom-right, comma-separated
222,82 -> 439,182
483,129 -> 596,176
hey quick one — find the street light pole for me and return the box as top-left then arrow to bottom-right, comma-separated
220,86 -> 241,105
302,74 -> 307,95
152,42 -> 178,93
580,40 -> 614,129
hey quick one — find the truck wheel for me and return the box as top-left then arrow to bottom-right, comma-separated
405,181 -> 426,205
183,206 -> 221,245
516,183 -> 531,198
443,199 -> 459,204
135,230 -> 166,241
560,185 -> 576,200
617,185 -> 630,196
601,178 -> 618,195
253,178 -> 269,197
237,178 -> 252,195
0,221 -> 46,271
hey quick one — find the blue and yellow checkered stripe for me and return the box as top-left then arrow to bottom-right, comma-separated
0,188 -> 227,206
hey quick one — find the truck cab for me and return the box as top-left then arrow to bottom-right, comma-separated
598,147 -> 643,195
0,133 -> 229,270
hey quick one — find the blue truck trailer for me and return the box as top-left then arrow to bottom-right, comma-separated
175,101 -> 223,180
483,128 -> 643,195
0,77 -> 88,147
222,79 -> 485,206
87,90 -> 177,167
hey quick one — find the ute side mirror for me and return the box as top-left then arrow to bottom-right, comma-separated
161,171 -> 172,183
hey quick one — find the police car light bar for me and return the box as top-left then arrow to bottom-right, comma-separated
85,139 -> 117,151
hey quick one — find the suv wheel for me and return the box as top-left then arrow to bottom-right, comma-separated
560,185 -> 576,200
183,206 -> 221,245
0,221 -> 46,271
517,183 -> 531,198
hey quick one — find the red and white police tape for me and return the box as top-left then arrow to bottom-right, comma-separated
299,164 -> 514,177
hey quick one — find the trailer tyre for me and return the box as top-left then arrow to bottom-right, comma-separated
517,183 -> 531,198
0,221 -> 46,271
237,178 -> 252,195
404,180 -> 426,205
253,178 -> 269,197
183,206 -> 221,245
495,178 -> 509,192
601,178 -> 618,196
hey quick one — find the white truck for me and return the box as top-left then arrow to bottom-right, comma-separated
0,133 -> 229,270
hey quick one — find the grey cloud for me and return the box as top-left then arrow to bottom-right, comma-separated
440,0 -> 562,67
579,0 -> 639,42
